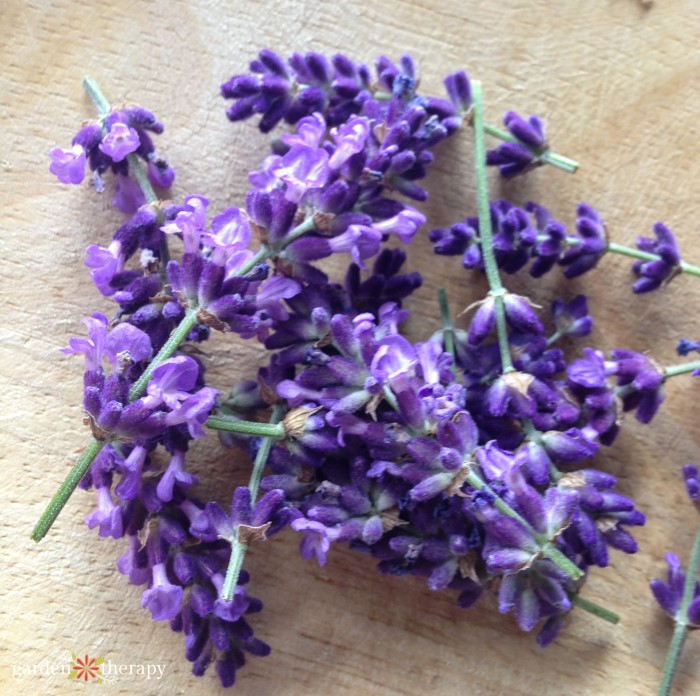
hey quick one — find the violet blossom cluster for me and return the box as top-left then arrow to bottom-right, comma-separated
430,199 -> 684,293
650,466 -> 700,627
49,50 -> 483,688
46,48 -> 699,691
49,101 -> 175,213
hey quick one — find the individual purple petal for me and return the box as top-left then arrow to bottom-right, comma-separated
104,322 -> 153,364
61,313 -> 109,371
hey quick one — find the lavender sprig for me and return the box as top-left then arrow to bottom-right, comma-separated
221,405 -> 285,601
653,468 -> 700,695
470,80 -> 514,374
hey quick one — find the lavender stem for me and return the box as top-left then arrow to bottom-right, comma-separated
221,405 -> 284,601
30,438 -> 105,542
658,521 -> 700,695
471,80 -> 513,373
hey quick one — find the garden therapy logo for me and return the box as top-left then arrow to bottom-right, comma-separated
68,653 -> 104,683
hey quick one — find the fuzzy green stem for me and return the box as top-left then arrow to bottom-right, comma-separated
281,216 -> 317,246
82,76 -> 110,115
30,438 -> 105,542
663,360 -> 700,380
465,469 -> 582,581
482,123 -> 578,174
128,309 -> 198,401
221,405 -> 284,601
546,330 -> 564,346
573,595 -> 620,624
658,523 -> 700,695
127,155 -> 157,204
471,81 -> 514,373
206,416 -> 286,438
606,242 -> 700,277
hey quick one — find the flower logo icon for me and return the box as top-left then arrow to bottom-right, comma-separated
68,653 -> 104,684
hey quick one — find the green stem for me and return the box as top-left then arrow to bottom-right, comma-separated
128,309 -> 198,401
471,81 -> 513,373
30,438 -> 105,542
465,469 -> 582,581
438,288 -> 457,369
547,330 -> 564,346
282,216 -> 316,246
606,243 -> 700,277
572,595 -> 620,624
36,79 -> 318,543
127,154 -> 157,203
82,76 -> 110,115
206,416 -> 286,438
482,123 -> 578,174
221,405 -> 284,601
658,523 -> 700,695
663,360 -> 700,380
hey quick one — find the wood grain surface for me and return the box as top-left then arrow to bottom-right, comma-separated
3,1 -> 700,694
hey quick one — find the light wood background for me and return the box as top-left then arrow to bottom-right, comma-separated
3,1 -> 700,694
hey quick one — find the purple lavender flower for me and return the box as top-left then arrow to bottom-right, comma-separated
85,483 -> 123,538
559,204 -> 608,278
52,100 -> 174,209
498,559 -> 572,632
144,356 -> 200,410
632,221 -> 681,293
486,112 -> 547,178
291,518 -> 339,565
85,241 -> 125,296
198,487 -> 286,543
444,70 -> 471,114
551,295 -> 592,340
527,202 -> 568,278
650,552 -> 700,626
156,450 -> 197,502
683,465 -> 700,503
99,121 -> 141,161
142,561 -> 184,621
49,145 -> 86,184
677,339 -> 700,357
164,387 -> 219,439
610,349 -> 664,424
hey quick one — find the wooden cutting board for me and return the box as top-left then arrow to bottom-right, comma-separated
3,1 -> 700,694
